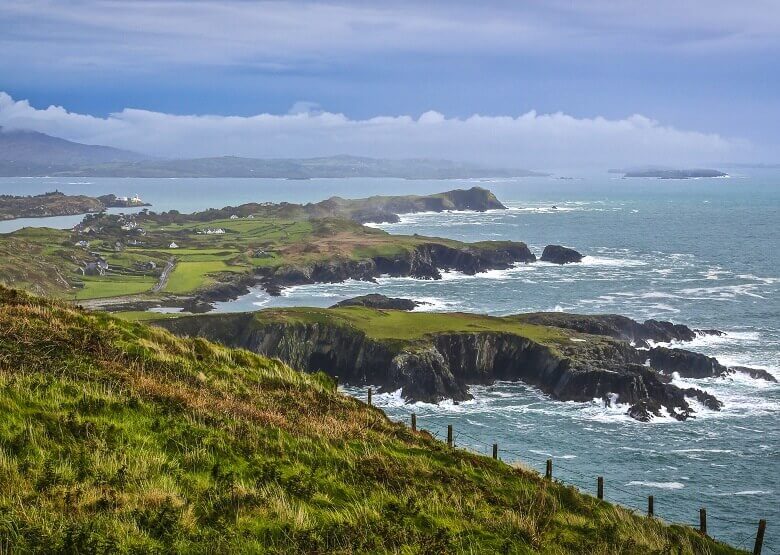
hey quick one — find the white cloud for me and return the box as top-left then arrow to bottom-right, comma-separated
0,0 -> 778,72
0,92 -> 750,168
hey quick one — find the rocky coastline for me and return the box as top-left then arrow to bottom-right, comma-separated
257,241 -> 537,296
156,308 -> 771,422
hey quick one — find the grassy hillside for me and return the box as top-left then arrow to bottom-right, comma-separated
0,286 -> 743,553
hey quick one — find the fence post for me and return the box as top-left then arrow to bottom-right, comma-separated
411,413 -> 417,432
367,387 -> 372,405
648,495 -> 654,517
699,508 -> 707,536
545,459 -> 552,480
754,519 -> 766,555
597,476 -> 604,500
492,443 -> 498,460
447,425 -> 453,448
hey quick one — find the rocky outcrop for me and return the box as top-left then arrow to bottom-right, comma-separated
332,294 -> 419,311
517,313 -> 719,348
729,366 -> 777,382
648,347 -> 726,378
158,312 -> 723,421
541,245 -> 583,264
649,347 -> 778,382
259,241 -> 536,295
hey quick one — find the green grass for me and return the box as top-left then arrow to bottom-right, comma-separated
74,275 -> 157,299
0,286 -> 745,554
163,260 -> 245,294
257,306 -> 572,345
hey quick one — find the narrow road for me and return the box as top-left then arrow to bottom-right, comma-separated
152,257 -> 176,293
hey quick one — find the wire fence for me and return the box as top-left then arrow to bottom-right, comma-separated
389,411 -> 770,553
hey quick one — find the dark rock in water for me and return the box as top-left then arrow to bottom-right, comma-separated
695,328 -> 726,337
332,294 -> 419,311
541,245 -> 583,264
649,347 -> 776,384
643,319 -> 697,343
627,400 -> 663,422
729,366 -> 778,382
350,209 -> 401,224
648,347 -> 727,378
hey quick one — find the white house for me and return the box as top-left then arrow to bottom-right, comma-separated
169,242 -> 179,249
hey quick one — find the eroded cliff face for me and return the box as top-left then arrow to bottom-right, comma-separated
260,242 -> 536,295
158,314 -> 721,421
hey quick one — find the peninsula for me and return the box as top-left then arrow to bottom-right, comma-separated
0,191 -> 150,221
0,187 -> 567,309
156,306 -> 772,422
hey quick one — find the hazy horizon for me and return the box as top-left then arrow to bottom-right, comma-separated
1,1 -> 778,169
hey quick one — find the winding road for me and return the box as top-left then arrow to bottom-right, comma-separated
152,257 -> 176,293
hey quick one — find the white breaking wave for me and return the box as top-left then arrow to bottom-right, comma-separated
579,255 -> 647,267
626,481 -> 685,490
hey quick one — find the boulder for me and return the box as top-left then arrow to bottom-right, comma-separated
332,294 -> 419,311
729,366 -> 777,383
541,245 -> 583,264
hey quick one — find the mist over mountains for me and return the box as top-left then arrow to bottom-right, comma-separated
0,127 -> 541,179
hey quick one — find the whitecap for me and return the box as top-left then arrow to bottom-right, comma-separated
626,481 -> 685,490
580,256 -> 647,267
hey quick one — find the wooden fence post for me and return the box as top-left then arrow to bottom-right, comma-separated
492,443 -> 498,460
753,519 -> 766,555
411,413 -> 417,432
597,476 -> 604,500
545,459 -> 552,480
367,387 -> 372,405
648,495 -> 654,517
447,425 -> 453,448
699,508 -> 707,536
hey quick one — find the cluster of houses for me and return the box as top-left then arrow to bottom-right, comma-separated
115,194 -> 144,205
82,256 -> 109,276
197,228 -> 226,235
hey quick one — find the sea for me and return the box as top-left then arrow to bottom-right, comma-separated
1,172 -> 778,551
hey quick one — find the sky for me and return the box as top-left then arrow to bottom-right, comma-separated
0,0 -> 778,168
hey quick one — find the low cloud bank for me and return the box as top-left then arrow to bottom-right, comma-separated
0,92 -> 748,169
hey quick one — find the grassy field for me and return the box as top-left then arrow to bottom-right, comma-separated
163,260 -> 244,294
74,275 -> 158,299
0,286 -> 745,553
256,306 -> 573,345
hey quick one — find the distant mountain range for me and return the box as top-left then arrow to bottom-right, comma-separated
0,127 -> 544,179
0,128 -> 147,174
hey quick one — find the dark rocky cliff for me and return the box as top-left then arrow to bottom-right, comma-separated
259,241 -> 536,295
158,311 -> 725,422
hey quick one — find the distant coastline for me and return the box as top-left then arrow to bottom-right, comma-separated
610,168 -> 728,179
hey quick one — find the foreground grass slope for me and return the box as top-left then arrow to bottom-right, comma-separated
0,287 -> 742,554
